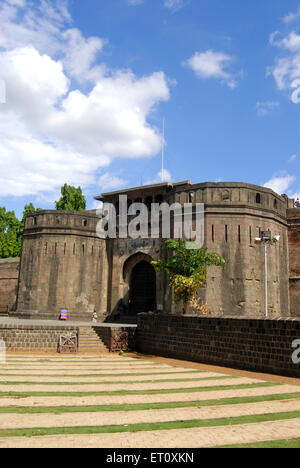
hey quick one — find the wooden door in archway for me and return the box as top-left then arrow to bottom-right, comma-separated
129,261 -> 156,315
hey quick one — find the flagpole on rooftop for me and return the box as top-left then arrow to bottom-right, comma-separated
161,117 -> 165,182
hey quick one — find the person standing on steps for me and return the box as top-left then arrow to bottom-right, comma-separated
92,310 -> 98,323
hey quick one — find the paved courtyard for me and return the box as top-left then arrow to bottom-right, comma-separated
0,353 -> 299,448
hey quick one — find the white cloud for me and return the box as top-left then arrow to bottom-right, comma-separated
164,0 -> 190,11
61,28 -> 106,82
269,20 -> 300,94
0,0 -> 171,197
0,0 -> 70,56
98,173 -> 127,191
125,0 -> 190,10
290,192 -> 300,201
263,173 -> 296,195
272,31 -> 300,53
158,168 -> 172,181
144,169 -> 173,185
91,200 -> 103,211
185,50 -> 238,88
255,101 -> 280,116
283,7 -> 300,24
288,154 -> 297,163
0,0 -> 105,83
126,0 -> 144,5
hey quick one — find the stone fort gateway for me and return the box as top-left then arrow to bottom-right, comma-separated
1,179 -> 300,323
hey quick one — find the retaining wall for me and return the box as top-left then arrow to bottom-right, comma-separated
0,325 -> 78,352
0,258 -> 19,313
136,314 -> 300,378
0,323 -> 136,353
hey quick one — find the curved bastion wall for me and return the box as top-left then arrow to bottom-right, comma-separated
13,210 -> 108,321
172,183 -> 291,317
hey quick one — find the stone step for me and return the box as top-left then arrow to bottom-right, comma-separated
79,338 -> 106,342
79,343 -> 107,348
79,348 -> 108,352
79,342 -> 107,346
79,338 -> 104,346
78,326 -> 109,353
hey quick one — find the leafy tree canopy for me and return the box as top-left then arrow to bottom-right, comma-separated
55,184 -> 86,211
0,184 -> 87,259
152,239 -> 226,309
0,204 -> 41,259
0,207 -> 21,259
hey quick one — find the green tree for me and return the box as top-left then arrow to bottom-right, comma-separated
0,208 -> 21,258
152,239 -> 226,313
20,203 -> 41,233
0,203 -> 41,259
55,184 -> 86,211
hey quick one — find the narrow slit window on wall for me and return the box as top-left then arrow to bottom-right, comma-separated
82,219 -> 87,227
82,244 -> 85,256
222,191 -> 230,201
225,225 -> 228,243
274,199 -> 278,209
33,217 -> 37,226
238,225 -> 241,243
45,242 -> 48,255
249,226 -> 252,244
64,243 -> 66,255
256,193 -> 261,204
92,246 -> 94,256
212,225 -> 214,242
55,243 -> 57,255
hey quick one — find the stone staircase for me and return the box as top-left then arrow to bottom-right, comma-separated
78,327 -> 109,353
0,306 -> 9,318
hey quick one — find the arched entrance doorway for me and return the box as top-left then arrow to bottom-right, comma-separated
129,261 -> 156,315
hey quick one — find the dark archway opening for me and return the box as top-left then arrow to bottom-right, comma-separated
129,261 -> 156,315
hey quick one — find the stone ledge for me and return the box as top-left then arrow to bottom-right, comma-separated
136,315 -> 300,378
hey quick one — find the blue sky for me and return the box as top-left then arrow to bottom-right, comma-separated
0,0 -> 300,217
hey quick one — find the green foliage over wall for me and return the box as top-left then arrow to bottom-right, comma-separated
0,184 -> 87,258
0,204 -> 41,259
152,239 -> 226,311
55,184 -> 86,211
